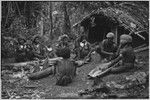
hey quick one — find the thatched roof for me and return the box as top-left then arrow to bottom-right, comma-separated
72,2 -> 149,34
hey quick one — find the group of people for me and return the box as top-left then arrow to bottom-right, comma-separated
49,32 -> 135,86
95,32 -> 135,73
15,31 -> 136,86
15,35 -> 49,62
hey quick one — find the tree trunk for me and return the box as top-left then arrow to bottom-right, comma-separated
49,2 -> 53,39
4,2 -> 10,28
63,2 -> 71,35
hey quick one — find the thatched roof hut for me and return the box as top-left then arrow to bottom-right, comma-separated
72,2 -> 149,47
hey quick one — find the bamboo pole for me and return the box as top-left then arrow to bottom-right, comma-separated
134,46 -> 148,53
135,32 -> 146,40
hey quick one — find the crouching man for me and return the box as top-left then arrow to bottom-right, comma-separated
96,32 -> 117,62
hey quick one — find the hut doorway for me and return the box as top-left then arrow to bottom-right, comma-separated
88,21 -> 111,43
81,15 -> 148,47
81,15 -> 117,44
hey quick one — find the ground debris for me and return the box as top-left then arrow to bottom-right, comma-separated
106,81 -> 125,89
57,92 -> 79,98
1,50 -> 149,99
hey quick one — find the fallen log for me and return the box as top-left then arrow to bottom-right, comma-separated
28,67 -> 54,80
2,57 -> 63,70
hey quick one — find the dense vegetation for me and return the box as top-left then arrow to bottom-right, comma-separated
1,1 -> 148,58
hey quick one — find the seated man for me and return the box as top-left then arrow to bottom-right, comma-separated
96,32 -> 117,62
54,47 -> 78,86
110,34 -> 135,73
57,34 -> 70,48
32,35 -> 47,60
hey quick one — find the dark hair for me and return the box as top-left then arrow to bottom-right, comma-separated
126,42 -> 133,47
33,36 -> 40,44
18,38 -> 26,44
120,42 -> 133,48
55,47 -> 71,59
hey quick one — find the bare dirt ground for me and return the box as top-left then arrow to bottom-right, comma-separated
1,50 -> 149,99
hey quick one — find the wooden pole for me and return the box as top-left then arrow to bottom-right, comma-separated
134,46 -> 148,53
115,26 -> 118,45
111,26 -> 118,45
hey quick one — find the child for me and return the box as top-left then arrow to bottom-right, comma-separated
79,39 -> 91,59
15,37 -> 27,62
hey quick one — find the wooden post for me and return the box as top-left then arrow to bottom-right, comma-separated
111,26 -> 118,45
115,26 -> 118,45
49,2 -> 53,39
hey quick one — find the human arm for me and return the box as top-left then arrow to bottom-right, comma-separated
100,40 -> 114,55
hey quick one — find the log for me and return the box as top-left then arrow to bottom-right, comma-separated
2,57 -> 63,69
28,67 -> 54,80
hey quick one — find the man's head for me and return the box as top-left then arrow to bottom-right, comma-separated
33,36 -> 41,44
56,47 -> 71,59
120,34 -> 132,45
82,39 -> 87,43
18,37 -> 26,45
58,34 -> 69,42
106,32 -> 115,42
80,26 -> 84,33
